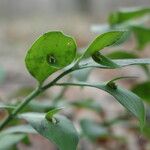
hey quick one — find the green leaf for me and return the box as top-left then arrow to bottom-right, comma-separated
109,7 -> 150,25
72,68 -> 91,82
132,81 -> 150,102
45,108 -> 63,121
19,113 -> 79,150
56,82 -> 145,128
71,99 -> 102,113
0,125 -> 36,135
0,67 -> 6,84
28,100 -> 55,112
82,31 -> 125,58
143,122 -> 150,139
25,31 -> 76,83
80,58 -> 150,69
80,119 -> 108,140
106,50 -> 138,59
92,52 -> 119,68
132,26 -> 150,50
0,134 -> 26,150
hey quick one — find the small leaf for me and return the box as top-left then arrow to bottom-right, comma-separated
92,52 -> 119,68
25,31 -> 76,83
19,113 -> 79,150
0,134 -> 26,150
80,119 -> 108,140
71,99 -> 102,113
45,108 -> 63,121
109,7 -> 150,25
106,50 -> 138,59
132,81 -> 150,102
132,26 -> 150,50
83,31 -> 125,58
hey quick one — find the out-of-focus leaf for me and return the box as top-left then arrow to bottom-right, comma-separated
82,31 -> 125,58
56,81 -> 145,128
0,103 -> 15,110
9,86 -> 48,99
80,119 -> 108,140
0,134 -> 26,150
27,100 -> 54,112
132,81 -> 150,102
72,68 -> 91,82
0,125 -> 36,135
143,122 -> 150,139
106,51 -> 138,59
132,26 -> 150,50
19,113 -> 79,150
25,31 -> 76,83
71,99 -> 102,113
0,67 -> 6,84
109,7 -> 150,25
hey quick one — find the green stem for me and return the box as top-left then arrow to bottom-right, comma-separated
0,67 -> 75,131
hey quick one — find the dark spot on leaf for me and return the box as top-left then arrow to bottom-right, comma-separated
47,54 -> 56,65
107,82 -> 118,90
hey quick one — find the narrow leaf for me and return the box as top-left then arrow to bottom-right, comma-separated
109,7 -> 150,25
56,82 -> 145,128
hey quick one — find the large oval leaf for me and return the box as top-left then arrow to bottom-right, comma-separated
19,113 -> 79,150
25,31 -> 76,83
83,31 -> 125,58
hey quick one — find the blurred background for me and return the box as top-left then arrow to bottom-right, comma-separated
0,0 -> 150,150
0,0 -> 150,91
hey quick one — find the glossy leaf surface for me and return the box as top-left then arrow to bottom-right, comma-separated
25,31 -> 76,83
83,31 -> 125,58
